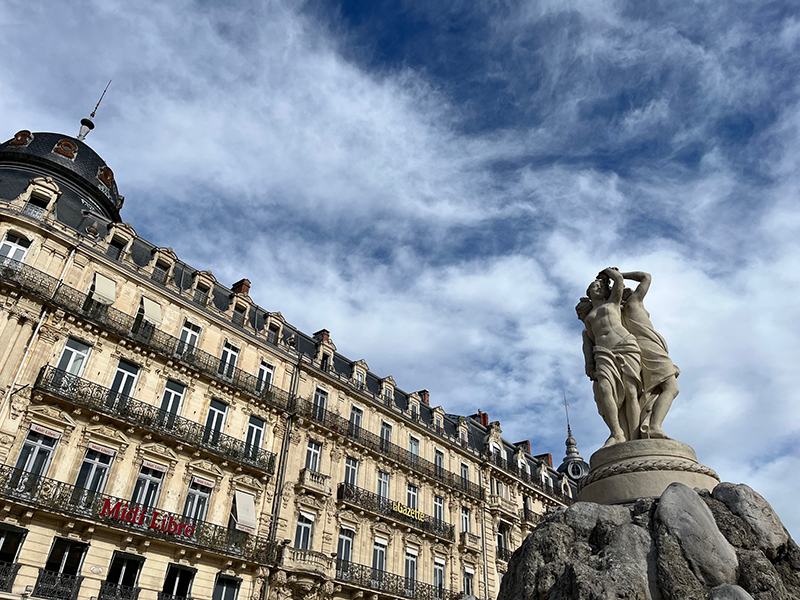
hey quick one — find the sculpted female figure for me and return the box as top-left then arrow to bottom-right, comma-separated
620,271 -> 680,439
576,268 -> 643,447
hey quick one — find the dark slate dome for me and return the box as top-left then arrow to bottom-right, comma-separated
0,130 -> 122,222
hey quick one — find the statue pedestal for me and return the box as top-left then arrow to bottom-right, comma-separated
577,439 -> 719,504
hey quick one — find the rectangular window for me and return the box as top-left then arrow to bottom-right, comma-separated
105,551 -> 144,593
344,457 -> 359,487
294,512 -> 315,550
0,524 -> 26,565
203,399 -> 228,446
411,404 -> 418,420
380,422 -> 392,451
461,507 -> 470,533
408,436 -> 419,468
434,496 -> 444,522
107,359 -> 139,409
162,564 -> 195,599
463,569 -> 474,596
213,574 -> 241,600
404,549 -> 417,591
372,538 -> 387,576
229,491 -> 257,533
255,361 -> 274,393
178,321 -> 201,356
460,463 -> 470,484
377,471 -> 390,500
434,449 -> 444,478
305,440 -> 322,472
74,446 -> 114,505
266,324 -> 280,345
232,305 -> 247,328
434,560 -> 445,599
349,405 -> 363,431
131,463 -> 165,508
56,338 -> 91,376
245,416 -> 265,459
312,389 -> 327,421
337,528 -> 354,564
14,428 -> 58,477
183,478 -> 213,522
42,538 -> 87,579
159,380 -> 185,428
406,484 -> 418,510
435,417 -> 442,431
218,341 -> 239,378
0,232 -> 31,263
355,370 -> 365,389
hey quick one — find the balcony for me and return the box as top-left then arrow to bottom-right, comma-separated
281,547 -> 333,577
297,398 -> 484,501
335,560 -> 462,600
36,366 -> 277,474
338,483 -> 454,541
486,453 -> 574,505
0,259 -> 294,416
151,265 -> 169,285
99,581 -> 141,600
0,562 -> 21,593
0,466 -> 279,564
496,546 -> 514,563
459,532 -> 481,553
22,202 -> 47,220
33,569 -> 84,600
488,494 -> 518,518
519,507 -> 544,527
297,469 -> 330,496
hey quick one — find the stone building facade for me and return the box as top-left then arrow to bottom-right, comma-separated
0,125 -> 584,600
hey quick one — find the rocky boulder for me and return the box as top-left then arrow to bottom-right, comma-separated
498,482 -> 800,600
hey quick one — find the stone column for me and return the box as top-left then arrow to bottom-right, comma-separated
0,314 -> 32,389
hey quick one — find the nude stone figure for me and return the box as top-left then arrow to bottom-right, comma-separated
620,271 -> 680,439
576,268 -> 643,447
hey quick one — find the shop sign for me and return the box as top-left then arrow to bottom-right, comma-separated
99,499 -> 195,539
391,500 -> 425,522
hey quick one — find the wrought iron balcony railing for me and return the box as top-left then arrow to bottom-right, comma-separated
519,506 -> 545,526
0,258 -> 293,415
0,562 -> 20,593
335,560 -> 463,600
99,581 -> 141,600
33,569 -> 84,600
486,453 -> 574,505
0,466 -> 279,564
338,484 -> 454,541
36,366 -> 276,474
297,399 -> 484,501
496,546 -> 514,563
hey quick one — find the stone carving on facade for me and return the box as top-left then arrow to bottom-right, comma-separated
576,268 -> 681,446
81,424 -> 131,453
335,509 -> 360,531
295,492 -> 324,512
9,394 -> 28,421
370,521 -> 392,539
135,442 -> 179,475
25,404 -> 77,439
184,459 -> 224,485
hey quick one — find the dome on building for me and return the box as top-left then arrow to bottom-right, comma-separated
557,425 -> 590,482
0,130 -> 122,222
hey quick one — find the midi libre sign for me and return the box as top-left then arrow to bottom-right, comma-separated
99,498 -> 196,539
390,500 -> 425,522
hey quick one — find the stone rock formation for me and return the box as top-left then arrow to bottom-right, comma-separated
498,482 -> 800,600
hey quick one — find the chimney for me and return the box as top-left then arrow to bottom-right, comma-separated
232,278 -> 251,295
418,390 -> 430,405
515,440 -> 531,455
534,452 -> 553,468
479,410 -> 489,427
313,329 -> 330,343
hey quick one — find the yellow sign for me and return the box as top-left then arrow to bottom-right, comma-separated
391,500 -> 425,522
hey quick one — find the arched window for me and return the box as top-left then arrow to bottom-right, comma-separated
0,231 -> 31,265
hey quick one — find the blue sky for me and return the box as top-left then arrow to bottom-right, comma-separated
2,0 -> 799,537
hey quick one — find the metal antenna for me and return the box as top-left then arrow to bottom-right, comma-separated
90,80 -> 112,119
78,80 -> 112,141
562,390 -> 572,434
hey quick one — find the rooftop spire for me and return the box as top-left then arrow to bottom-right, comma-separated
77,80 -> 112,141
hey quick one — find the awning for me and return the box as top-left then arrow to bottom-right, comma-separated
141,296 -> 163,325
233,490 -> 257,534
92,273 -> 116,305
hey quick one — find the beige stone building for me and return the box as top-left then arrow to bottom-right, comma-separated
0,124 -> 586,600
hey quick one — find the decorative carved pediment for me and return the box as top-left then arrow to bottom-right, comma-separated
269,312 -> 287,325
232,473 -> 264,493
136,442 -> 179,472
186,459 -> 224,484
370,521 -> 392,539
381,376 -> 396,387
82,424 -> 130,452
295,492 -> 323,511
402,532 -> 422,547
335,509 -> 360,530
106,222 -> 137,242
25,405 -> 77,436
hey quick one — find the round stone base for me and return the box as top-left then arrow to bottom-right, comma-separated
577,438 -> 719,504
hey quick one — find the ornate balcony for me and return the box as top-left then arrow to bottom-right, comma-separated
0,562 -> 21,593
33,569 -> 83,600
335,560 -> 463,600
487,494 -> 518,518
297,398 -> 484,501
99,581 -> 141,600
519,506 -> 545,527
496,547 -> 514,563
0,466 -> 279,565
36,366 -> 276,474
297,468 -> 330,496
486,453 -> 574,505
0,258 -> 59,299
338,483 -> 455,541
281,547 -> 334,577
458,532 -> 481,553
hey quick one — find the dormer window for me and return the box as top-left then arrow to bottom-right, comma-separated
106,237 -> 126,262
410,403 -> 418,420
384,387 -> 392,403
23,193 -> 49,220
354,370 -> 365,390
266,324 -> 280,345
151,260 -> 170,285
194,284 -> 210,306
232,304 -> 247,328
435,417 -> 443,431
320,353 -> 331,371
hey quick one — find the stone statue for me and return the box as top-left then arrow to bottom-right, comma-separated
576,268 -> 680,446
620,271 -> 680,439
576,268 -> 643,447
